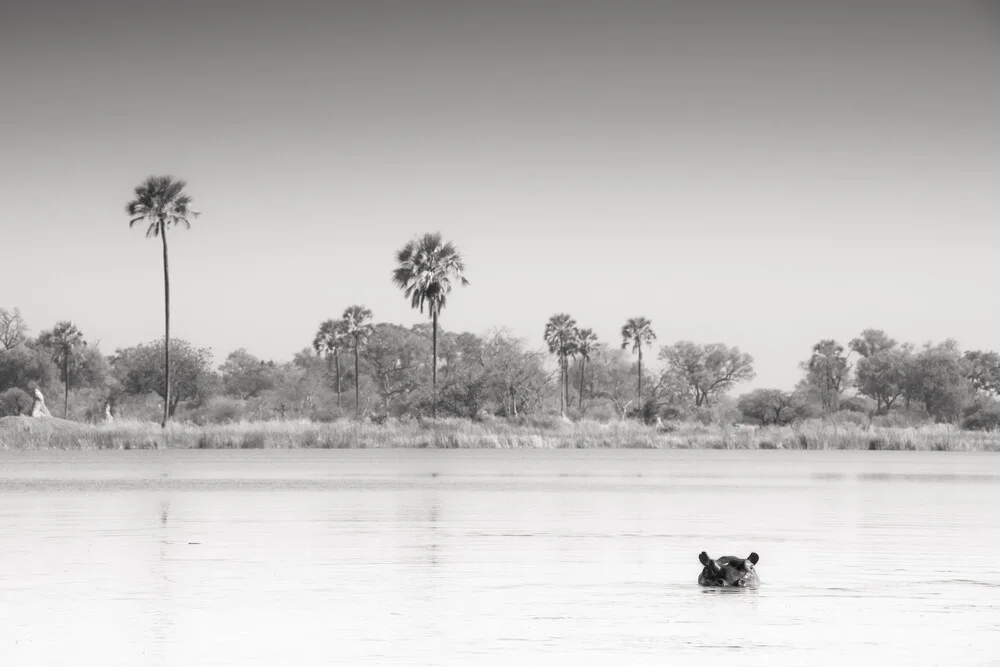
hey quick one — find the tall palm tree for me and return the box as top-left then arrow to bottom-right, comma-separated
37,321 -> 85,418
544,314 -> 579,416
341,305 -> 374,416
126,175 -> 198,427
621,317 -> 656,410
575,328 -> 599,409
313,319 -> 349,408
392,232 -> 469,418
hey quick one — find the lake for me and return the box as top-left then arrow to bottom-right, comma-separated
1,450 -> 998,666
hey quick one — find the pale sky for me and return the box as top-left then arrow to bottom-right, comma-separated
1,0 -> 998,391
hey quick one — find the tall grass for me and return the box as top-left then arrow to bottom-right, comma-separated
1,416 -> 999,451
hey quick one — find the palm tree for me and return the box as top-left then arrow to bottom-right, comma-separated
392,232 -> 469,418
544,314 -> 579,416
313,319 -> 349,408
341,305 -> 374,416
621,317 -> 656,410
37,321 -> 85,418
126,175 -> 199,427
575,328 -> 599,409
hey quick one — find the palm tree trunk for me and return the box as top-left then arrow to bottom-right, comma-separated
432,311 -> 438,419
579,358 -> 586,409
335,353 -> 341,409
565,361 -> 571,411
161,223 -> 171,428
558,354 -> 565,415
354,340 -> 360,416
637,346 -> 643,408
63,354 -> 69,418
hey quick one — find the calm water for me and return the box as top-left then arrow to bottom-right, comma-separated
1,450 -> 999,666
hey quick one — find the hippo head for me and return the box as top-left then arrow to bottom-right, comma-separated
698,551 -> 760,588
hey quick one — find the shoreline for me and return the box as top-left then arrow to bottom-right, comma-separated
2,415 -> 998,452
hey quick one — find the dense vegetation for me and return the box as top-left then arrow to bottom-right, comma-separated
2,304 -> 1000,435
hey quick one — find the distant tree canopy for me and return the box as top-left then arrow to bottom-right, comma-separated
9,297 -> 1000,430
113,339 -> 215,417
803,339 -> 851,412
904,340 -> 967,422
660,341 -> 755,407
361,323 -> 428,413
0,341 -> 55,392
738,389 -> 798,426
849,329 -> 910,413
0,308 -> 28,350
964,350 -> 1000,397
220,349 -> 275,400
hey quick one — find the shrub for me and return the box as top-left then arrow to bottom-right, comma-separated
962,403 -> 1000,431
0,387 -> 33,416
828,410 -> 869,427
839,396 -> 874,413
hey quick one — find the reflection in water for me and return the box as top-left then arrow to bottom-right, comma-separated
427,497 -> 440,569
0,450 -> 997,666
152,498 -> 172,665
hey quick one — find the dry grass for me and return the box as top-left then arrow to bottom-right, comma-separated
1,415 -> 999,451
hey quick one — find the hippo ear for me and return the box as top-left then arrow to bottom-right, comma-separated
748,552 -> 759,565
699,552 -> 711,565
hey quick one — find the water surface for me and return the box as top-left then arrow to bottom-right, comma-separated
1,450 -> 998,666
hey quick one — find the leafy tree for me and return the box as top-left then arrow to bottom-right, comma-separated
312,319 -> 349,407
265,349 -> 338,420
361,323 -> 428,413
37,321 -> 85,418
849,328 -> 898,358
0,342 -> 56,393
220,348 -> 275,400
543,314 -> 579,415
392,232 -> 470,418
341,305 -> 374,415
660,341 -> 755,407
437,331 -> 483,381
737,389 -> 798,425
803,339 -> 851,412
905,340 -> 967,422
849,330 -> 909,413
481,329 -> 548,417
621,317 -> 656,410
126,175 -> 199,427
113,338 -> 214,418
591,347 -> 644,418
963,350 -> 1000,396
574,328 -> 598,409
0,308 -> 28,349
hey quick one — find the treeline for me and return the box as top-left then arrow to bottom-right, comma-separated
2,306 -> 999,431
742,331 -> 1000,430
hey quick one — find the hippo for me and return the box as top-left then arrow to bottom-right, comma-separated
698,551 -> 760,589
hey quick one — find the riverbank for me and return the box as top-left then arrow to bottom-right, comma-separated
1,415 -> 998,451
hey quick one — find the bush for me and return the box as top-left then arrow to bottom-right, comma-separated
839,396 -> 874,413
871,409 -> 932,429
828,410 -> 869,427
187,397 -> 247,425
0,387 -> 33,416
962,403 -> 1000,431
